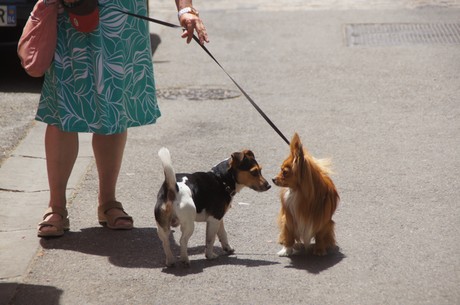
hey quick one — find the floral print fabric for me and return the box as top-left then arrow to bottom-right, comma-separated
36,0 -> 161,134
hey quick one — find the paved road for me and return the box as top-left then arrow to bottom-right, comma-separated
1,1 -> 459,304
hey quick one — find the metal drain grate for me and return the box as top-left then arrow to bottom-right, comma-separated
156,88 -> 241,101
345,23 -> 460,46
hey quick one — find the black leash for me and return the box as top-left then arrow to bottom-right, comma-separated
115,8 -> 290,146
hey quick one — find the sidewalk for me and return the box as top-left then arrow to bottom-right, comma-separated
1,1 -> 460,304
0,124 -> 92,303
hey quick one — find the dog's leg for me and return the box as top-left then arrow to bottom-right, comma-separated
157,224 -> 176,267
217,220 -> 234,254
205,217 -> 221,260
277,223 -> 296,257
179,220 -> 194,266
277,246 -> 294,257
313,220 -> 336,256
300,228 -> 313,253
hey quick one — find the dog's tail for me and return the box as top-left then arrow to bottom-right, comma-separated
313,157 -> 334,175
158,147 -> 177,199
158,147 -> 177,201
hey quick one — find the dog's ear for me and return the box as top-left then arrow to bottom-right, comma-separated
290,133 -> 304,162
290,133 -> 302,157
231,152 -> 244,163
231,150 -> 257,171
290,133 -> 308,180
243,150 -> 255,159
294,140 -> 305,166
297,144 -> 306,179
230,151 -> 244,169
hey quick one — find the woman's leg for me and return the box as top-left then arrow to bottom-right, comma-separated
39,125 -> 79,234
92,131 -> 132,227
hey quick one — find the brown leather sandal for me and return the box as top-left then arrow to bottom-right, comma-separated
98,201 -> 133,230
37,206 -> 70,237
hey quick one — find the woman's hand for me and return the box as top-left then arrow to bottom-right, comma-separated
179,13 -> 209,45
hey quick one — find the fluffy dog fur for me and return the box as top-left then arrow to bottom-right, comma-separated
155,147 -> 271,267
272,133 -> 339,256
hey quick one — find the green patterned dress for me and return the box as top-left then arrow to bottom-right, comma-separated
36,0 -> 161,135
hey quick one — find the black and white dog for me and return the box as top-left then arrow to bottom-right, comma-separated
155,147 -> 271,267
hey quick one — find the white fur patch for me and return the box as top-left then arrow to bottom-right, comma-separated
175,177 -> 209,223
284,189 -> 314,245
174,179 -> 196,222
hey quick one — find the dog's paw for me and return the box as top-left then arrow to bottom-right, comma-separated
293,242 -> 306,251
179,255 -> 191,267
223,245 -> 235,255
277,246 -> 293,257
180,259 -> 191,268
205,251 -> 219,260
313,246 -> 327,256
165,257 -> 177,268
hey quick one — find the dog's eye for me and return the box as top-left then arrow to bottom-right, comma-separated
282,169 -> 289,177
250,169 -> 260,177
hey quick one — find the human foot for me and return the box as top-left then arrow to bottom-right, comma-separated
37,206 -> 70,237
98,201 -> 133,230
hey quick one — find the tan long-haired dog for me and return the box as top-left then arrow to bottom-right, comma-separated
272,133 -> 339,256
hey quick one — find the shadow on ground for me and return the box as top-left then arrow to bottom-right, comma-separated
160,248 -> 280,277
285,246 -> 346,274
40,226 -> 280,275
1,282 -> 63,305
40,227 -> 166,269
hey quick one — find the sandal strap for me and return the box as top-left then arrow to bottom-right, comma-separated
38,206 -> 70,236
42,206 -> 68,220
38,219 -> 66,230
98,201 -> 133,229
98,200 -> 133,221
99,200 -> 125,214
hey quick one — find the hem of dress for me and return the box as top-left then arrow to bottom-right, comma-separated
35,117 -> 160,135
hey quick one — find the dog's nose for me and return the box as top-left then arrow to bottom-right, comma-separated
271,178 -> 276,183
265,182 -> 271,190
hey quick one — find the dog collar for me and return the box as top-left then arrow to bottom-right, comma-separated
223,182 -> 236,197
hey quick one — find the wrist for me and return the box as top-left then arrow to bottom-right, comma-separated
178,7 -> 199,19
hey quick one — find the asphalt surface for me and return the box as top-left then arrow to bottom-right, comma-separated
1,1 -> 459,304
